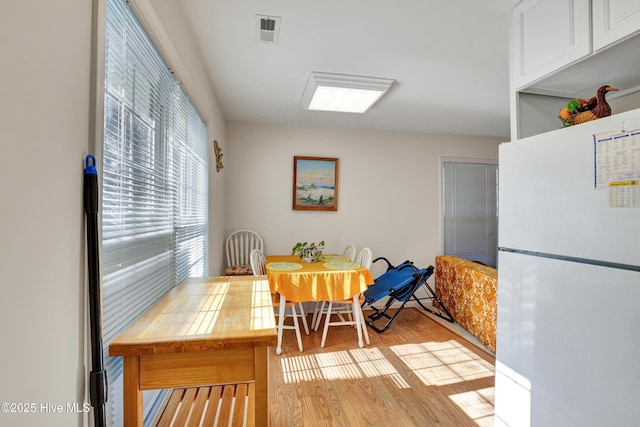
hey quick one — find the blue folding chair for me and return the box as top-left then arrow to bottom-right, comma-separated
362,257 -> 453,333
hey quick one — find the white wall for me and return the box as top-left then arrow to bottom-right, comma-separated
611,90 -> 640,114
0,2 -> 92,426
0,1 -> 225,426
224,122 -> 502,278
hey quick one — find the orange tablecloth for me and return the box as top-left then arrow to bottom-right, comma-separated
266,255 -> 374,302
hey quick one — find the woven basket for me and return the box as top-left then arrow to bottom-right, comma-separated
560,110 -> 599,127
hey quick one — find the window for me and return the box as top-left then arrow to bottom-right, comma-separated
101,0 -> 208,424
443,161 -> 498,267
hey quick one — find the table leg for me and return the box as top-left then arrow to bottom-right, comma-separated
357,301 -> 370,345
276,294 -> 286,355
254,347 -> 269,426
353,295 -> 363,348
122,355 -> 143,427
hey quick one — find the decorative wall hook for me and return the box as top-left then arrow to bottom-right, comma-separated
214,140 -> 224,172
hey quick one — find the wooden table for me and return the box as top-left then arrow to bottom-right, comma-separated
109,276 -> 277,427
265,255 -> 374,354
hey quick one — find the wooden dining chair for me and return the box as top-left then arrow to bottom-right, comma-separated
310,243 -> 357,327
317,248 -> 373,348
249,248 -> 267,275
225,229 -> 264,276
250,249 -> 308,353
342,244 -> 357,261
312,246 -> 373,332
355,247 -> 373,270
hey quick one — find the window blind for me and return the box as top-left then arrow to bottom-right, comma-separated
443,162 -> 498,267
102,0 -> 208,424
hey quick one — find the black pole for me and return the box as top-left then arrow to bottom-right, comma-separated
84,155 -> 107,427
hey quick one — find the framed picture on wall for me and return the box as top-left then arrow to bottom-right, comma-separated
293,156 -> 339,211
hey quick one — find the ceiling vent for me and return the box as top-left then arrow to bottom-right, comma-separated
255,14 -> 281,44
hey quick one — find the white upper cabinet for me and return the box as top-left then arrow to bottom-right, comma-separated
510,0 -> 640,141
593,0 -> 640,51
512,0 -> 591,90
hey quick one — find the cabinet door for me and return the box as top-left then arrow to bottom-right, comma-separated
593,0 -> 640,51
512,0 -> 591,90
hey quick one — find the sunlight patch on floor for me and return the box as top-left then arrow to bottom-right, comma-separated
449,387 -> 495,427
315,351 -> 362,380
390,340 -> 494,386
279,348 -> 409,387
349,347 -> 410,388
279,340 -> 493,390
280,354 -> 324,383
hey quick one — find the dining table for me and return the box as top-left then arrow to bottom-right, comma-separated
265,254 -> 375,354
109,275 -> 277,427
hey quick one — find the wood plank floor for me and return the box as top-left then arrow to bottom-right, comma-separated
268,308 -> 495,426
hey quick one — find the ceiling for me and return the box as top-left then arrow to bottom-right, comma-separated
179,0 -> 513,138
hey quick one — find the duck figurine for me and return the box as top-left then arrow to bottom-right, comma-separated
560,85 -> 618,127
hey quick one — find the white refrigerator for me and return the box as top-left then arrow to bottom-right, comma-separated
495,108 -> 640,427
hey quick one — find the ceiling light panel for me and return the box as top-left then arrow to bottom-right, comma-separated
301,72 -> 395,113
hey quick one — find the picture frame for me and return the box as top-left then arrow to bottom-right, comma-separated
293,156 -> 339,211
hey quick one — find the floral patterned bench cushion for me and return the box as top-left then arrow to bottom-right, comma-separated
435,255 -> 497,353
224,264 -> 253,276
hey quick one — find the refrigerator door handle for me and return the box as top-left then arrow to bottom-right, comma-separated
498,247 -> 640,273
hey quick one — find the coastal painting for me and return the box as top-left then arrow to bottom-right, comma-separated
293,156 -> 339,211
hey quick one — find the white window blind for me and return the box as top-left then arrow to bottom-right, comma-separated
102,0 -> 208,424
443,162 -> 498,267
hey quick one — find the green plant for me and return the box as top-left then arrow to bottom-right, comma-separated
292,240 -> 325,261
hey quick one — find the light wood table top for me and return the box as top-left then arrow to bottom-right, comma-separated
109,276 -> 277,426
110,275 -> 277,355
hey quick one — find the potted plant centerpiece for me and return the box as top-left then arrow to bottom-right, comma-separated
292,241 -> 325,262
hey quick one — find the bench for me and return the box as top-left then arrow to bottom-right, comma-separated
434,255 -> 497,353
153,382 -> 255,427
